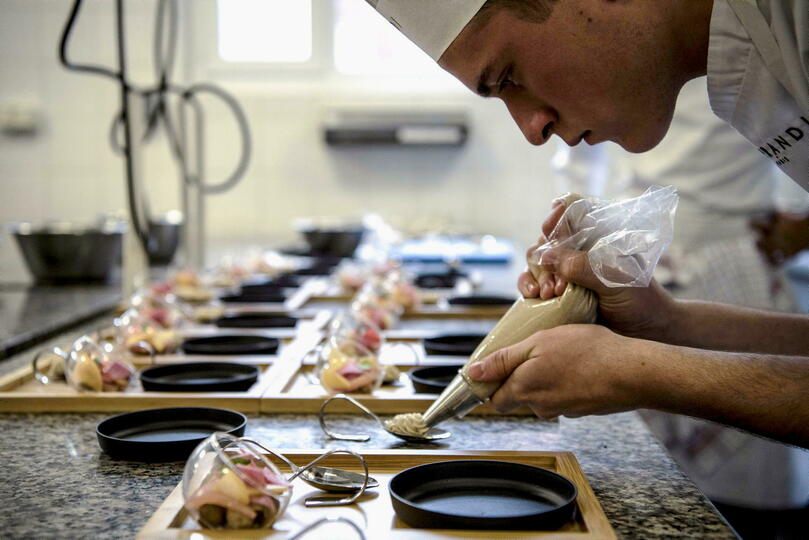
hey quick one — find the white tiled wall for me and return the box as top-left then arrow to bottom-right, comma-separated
0,0 -> 559,277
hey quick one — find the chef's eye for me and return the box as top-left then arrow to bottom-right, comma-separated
498,67 -> 515,93
498,75 -> 514,92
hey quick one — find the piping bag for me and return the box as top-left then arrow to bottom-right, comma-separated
421,187 -> 678,428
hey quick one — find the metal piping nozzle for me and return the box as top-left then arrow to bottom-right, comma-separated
421,371 -> 485,428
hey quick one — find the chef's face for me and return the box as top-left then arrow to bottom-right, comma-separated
438,0 -> 682,152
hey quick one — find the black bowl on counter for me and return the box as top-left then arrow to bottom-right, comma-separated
140,362 -> 259,392
96,407 -> 246,462
181,335 -> 280,355
146,211 -> 182,266
408,365 -> 463,394
220,291 -> 287,304
423,334 -> 486,356
215,314 -> 298,329
447,294 -> 515,307
10,221 -> 123,283
299,226 -> 365,258
389,460 -> 578,530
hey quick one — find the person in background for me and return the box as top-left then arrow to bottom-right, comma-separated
552,77 -> 809,539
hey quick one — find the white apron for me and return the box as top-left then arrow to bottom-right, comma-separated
710,0 -> 809,187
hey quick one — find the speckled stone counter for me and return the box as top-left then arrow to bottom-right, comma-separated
0,320 -> 736,539
0,283 -> 119,359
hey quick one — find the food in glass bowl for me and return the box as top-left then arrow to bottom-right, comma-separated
183,434 -> 291,529
328,310 -> 383,353
386,279 -> 420,311
116,310 -> 180,354
33,335 -> 134,392
351,301 -> 398,331
316,338 -> 383,394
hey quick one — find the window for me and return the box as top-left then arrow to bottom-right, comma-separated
332,0 -> 452,81
207,0 -> 462,90
217,0 -> 312,63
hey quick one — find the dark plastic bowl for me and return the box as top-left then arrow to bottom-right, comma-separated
181,335 -> 280,355
96,407 -> 246,462
140,362 -> 259,392
215,314 -> 298,329
389,460 -> 578,530
300,227 -> 365,257
423,334 -> 486,356
447,295 -> 515,307
408,365 -> 463,394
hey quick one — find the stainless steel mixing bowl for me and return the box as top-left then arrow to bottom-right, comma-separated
9,221 -> 124,283
147,211 -> 182,266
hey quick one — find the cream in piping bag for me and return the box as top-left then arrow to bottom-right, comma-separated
420,194 -> 598,428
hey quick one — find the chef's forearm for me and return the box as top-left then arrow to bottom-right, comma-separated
631,339 -> 809,448
662,299 -> 809,356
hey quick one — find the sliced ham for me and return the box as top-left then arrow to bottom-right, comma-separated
185,486 -> 257,520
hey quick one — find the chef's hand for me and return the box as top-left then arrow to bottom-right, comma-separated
468,324 -> 643,417
518,200 -> 677,341
750,211 -> 809,266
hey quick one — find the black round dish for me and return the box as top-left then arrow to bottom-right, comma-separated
181,335 -> 280,355
447,294 -> 515,307
219,292 -> 287,303
140,362 -> 259,392
292,265 -> 334,277
238,283 -> 286,295
408,365 -> 463,394
267,273 -> 301,288
215,313 -> 298,329
96,407 -> 246,462
422,334 -> 486,356
389,460 -> 577,530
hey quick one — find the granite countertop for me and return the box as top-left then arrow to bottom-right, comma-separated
0,318 -> 736,539
0,283 -> 120,359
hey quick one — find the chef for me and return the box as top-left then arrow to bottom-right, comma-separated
365,0 -> 809,448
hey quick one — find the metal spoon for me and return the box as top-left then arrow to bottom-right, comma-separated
238,439 -> 377,506
318,394 -> 452,443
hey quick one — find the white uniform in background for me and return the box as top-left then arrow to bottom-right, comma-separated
710,0 -> 809,187
552,78 -> 809,509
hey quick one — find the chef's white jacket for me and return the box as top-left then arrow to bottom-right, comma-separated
709,0 -> 809,187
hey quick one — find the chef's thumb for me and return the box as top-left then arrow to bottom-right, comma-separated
540,248 -> 605,294
468,346 -> 522,382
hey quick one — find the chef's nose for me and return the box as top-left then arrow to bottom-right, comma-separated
505,100 -> 556,146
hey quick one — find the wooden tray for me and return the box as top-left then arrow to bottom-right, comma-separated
138,449 -> 615,539
259,341 -> 532,416
0,354 -> 276,413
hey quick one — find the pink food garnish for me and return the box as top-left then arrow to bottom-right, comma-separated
236,463 -> 291,489
185,486 -> 257,519
101,361 -> 133,383
336,361 -> 365,379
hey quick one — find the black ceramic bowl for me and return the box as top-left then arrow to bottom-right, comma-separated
181,335 -> 280,355
140,362 -> 259,392
96,407 -> 246,462
447,294 -> 515,307
389,460 -> 578,530
300,227 -> 365,257
215,314 -> 298,329
422,334 -> 486,356
408,365 -> 463,394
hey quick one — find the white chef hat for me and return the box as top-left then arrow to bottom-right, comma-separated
365,0 -> 488,61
